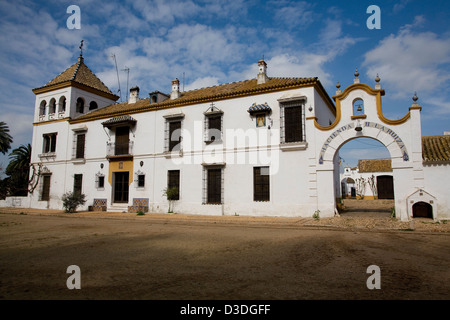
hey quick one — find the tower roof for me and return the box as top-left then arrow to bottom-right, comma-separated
32,56 -> 119,100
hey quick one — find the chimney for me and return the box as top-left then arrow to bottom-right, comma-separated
171,78 -> 180,99
129,86 -> 139,104
257,59 -> 269,84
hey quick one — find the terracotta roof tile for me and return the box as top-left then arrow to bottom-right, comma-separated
422,135 -> 450,163
358,159 -> 392,173
72,77 -> 322,123
33,56 -> 115,96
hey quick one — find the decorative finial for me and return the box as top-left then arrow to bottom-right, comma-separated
413,92 -> 418,103
79,39 -> 84,57
336,80 -> 341,94
374,73 -> 381,89
353,68 -> 360,84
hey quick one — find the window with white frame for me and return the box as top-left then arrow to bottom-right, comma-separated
202,165 -> 224,204
39,100 -> 46,117
58,96 -> 66,113
42,133 -> 57,154
280,100 -> 306,143
95,172 -> 105,190
203,104 -> 223,143
135,170 -> 145,189
49,98 -> 56,115
167,170 -> 180,200
76,97 -> 85,113
253,166 -> 270,201
164,114 -> 184,153
72,128 -> 87,160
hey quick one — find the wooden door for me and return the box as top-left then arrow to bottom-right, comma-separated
377,175 -> 394,199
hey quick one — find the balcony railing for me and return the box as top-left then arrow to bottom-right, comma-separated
106,141 -> 134,157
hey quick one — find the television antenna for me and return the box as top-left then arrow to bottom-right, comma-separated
111,53 -> 122,102
122,67 -> 130,98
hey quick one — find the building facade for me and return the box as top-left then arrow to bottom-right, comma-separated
340,159 -> 394,200
6,55 -> 449,221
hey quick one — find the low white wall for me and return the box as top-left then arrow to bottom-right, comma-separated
0,196 -> 32,208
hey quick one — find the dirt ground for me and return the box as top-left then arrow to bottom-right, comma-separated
0,204 -> 449,301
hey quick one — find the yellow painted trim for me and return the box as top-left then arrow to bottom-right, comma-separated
33,117 -> 70,126
32,81 -> 72,94
313,82 -> 336,116
313,98 -> 342,131
375,93 -> 411,125
351,114 -> 367,120
314,82 -> 412,130
33,80 -> 119,101
108,159 -> 134,186
332,83 -> 385,101
409,106 -> 422,111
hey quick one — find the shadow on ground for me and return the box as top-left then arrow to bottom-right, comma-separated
339,199 -> 394,218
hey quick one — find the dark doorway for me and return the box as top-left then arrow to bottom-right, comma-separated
73,174 -> 83,195
115,126 -> 130,155
41,175 -> 51,201
413,201 -> 433,218
377,175 -> 394,199
207,168 -> 222,204
113,172 -> 129,203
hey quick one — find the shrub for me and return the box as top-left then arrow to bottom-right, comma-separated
62,191 -> 86,213
313,210 -> 320,220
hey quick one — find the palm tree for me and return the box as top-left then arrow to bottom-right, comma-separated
6,144 -> 31,173
6,144 -> 31,196
0,122 -> 13,155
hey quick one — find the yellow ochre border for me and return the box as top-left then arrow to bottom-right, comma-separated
313,83 -> 414,131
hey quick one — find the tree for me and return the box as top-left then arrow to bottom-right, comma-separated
163,186 -> 179,213
5,144 -> 31,196
0,122 -> 13,155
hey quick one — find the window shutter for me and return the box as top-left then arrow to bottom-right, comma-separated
76,134 -> 85,159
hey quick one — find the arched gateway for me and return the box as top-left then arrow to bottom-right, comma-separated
306,72 -> 428,221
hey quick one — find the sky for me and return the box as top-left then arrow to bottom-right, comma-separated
0,0 -> 449,172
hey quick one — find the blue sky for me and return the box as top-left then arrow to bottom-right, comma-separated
1,0 -> 449,171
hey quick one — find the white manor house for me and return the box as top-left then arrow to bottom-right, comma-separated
4,54 -> 449,221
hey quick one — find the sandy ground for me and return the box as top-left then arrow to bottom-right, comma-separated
0,203 -> 449,300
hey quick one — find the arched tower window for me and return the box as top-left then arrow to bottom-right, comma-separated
39,100 -> 47,116
89,101 -> 98,110
59,96 -> 66,113
49,98 -> 56,114
353,98 -> 364,116
76,97 -> 85,113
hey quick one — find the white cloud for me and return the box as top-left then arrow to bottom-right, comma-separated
273,1 -> 316,29
392,0 -> 412,14
234,15 -> 359,86
363,17 -> 450,98
2,112 -> 33,146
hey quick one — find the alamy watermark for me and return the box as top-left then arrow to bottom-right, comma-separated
367,5 -> 381,30
66,265 -> 81,289
167,122 -> 281,175
66,5 -> 81,30
366,265 -> 381,289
